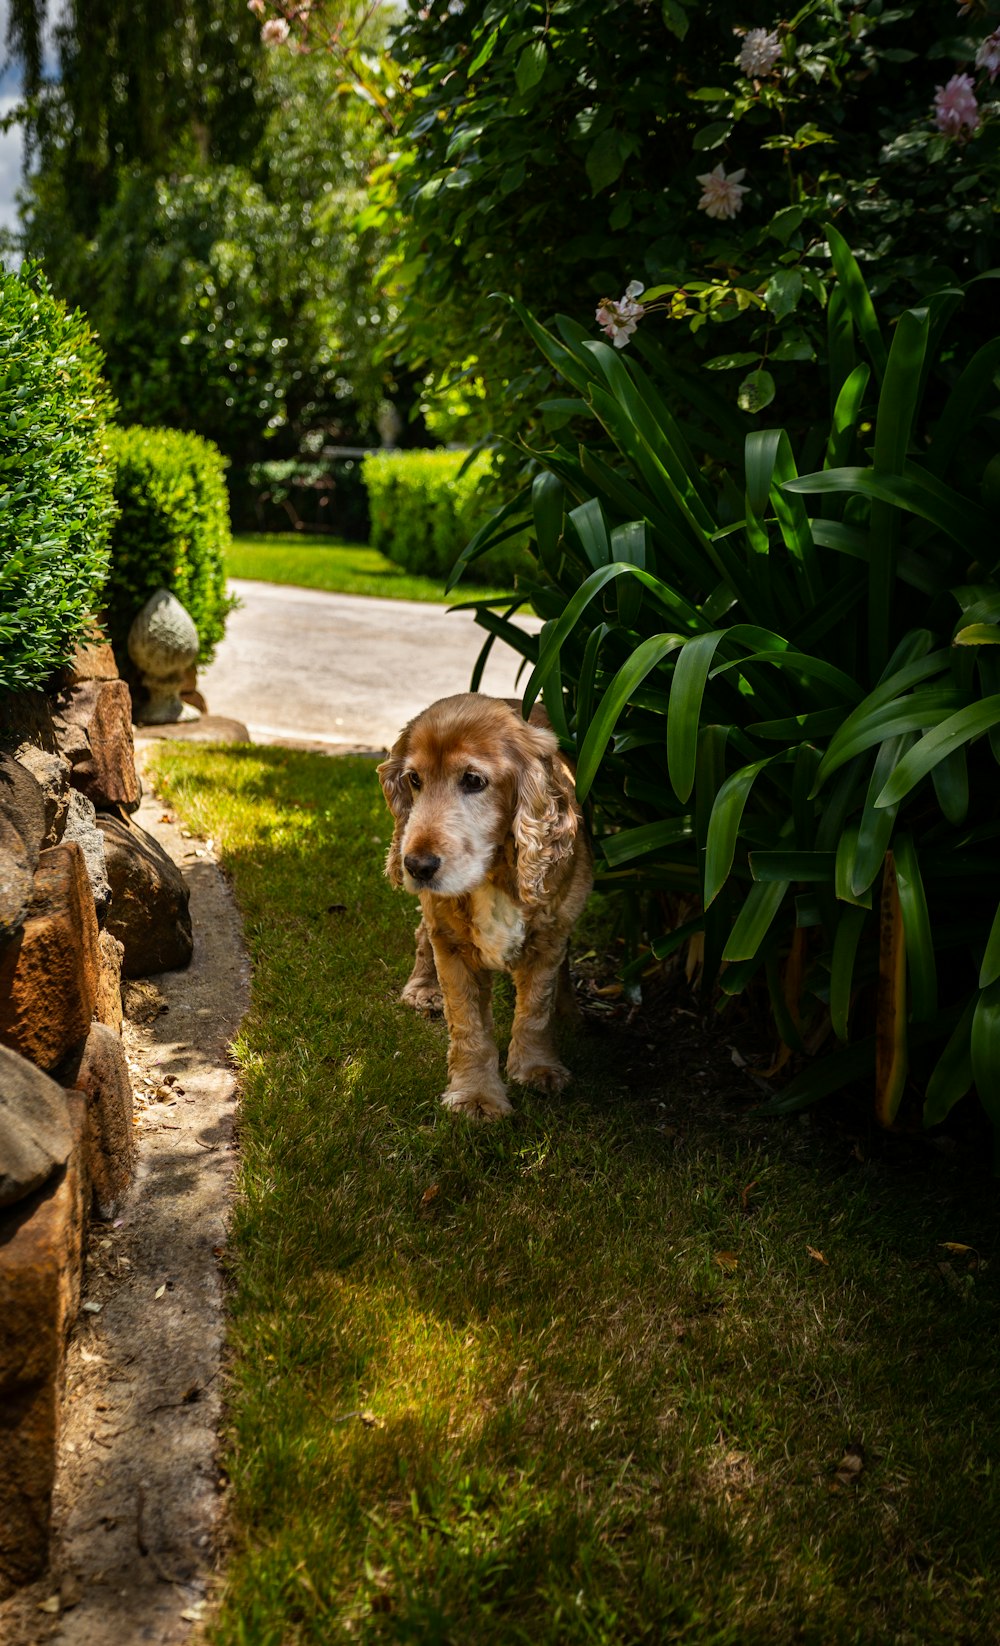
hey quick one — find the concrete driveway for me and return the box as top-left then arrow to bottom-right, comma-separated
199,579 -> 542,752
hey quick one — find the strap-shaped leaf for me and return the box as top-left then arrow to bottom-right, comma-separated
703,752 -> 793,906
783,464 -> 990,552
750,851 -> 835,882
830,905 -> 868,1041
875,853 -> 908,1128
568,498 -> 610,569
813,687 -> 965,789
825,363 -> 871,471
826,223 -> 887,381
532,471 -> 564,572
835,825 -> 872,909
930,745 -> 969,825
868,306 -> 929,678
600,817 -> 693,867
722,878 -> 789,963
923,995 -> 976,1127
850,733 -> 914,896
576,633 -> 685,800
970,979 -> 1000,1167
893,832 -> 937,1022
876,696 -> 1000,809
667,631 -> 727,803
980,900 -> 1000,990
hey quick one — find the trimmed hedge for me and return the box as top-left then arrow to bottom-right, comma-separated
104,426 -> 235,667
0,264 -> 118,691
362,450 -> 530,585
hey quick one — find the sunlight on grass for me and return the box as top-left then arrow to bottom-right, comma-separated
226,533 -> 514,606
148,741 -> 1000,1646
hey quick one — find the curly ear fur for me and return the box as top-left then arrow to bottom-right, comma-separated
377,746 -> 412,887
509,719 -> 579,907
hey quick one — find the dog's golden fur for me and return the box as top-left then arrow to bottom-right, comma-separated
378,693 -> 593,1118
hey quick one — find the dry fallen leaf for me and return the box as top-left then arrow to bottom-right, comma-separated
359,1410 -> 384,1429
154,1284 -> 166,1300
830,1441 -> 866,1491
807,1246 -> 828,1265
420,1184 -> 440,1206
37,1595 -> 61,1614
714,1251 -> 739,1274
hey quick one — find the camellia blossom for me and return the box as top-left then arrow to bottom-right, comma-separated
595,280 -> 645,349
696,163 -> 748,221
976,29 -> 1000,82
933,73 -> 980,135
261,17 -> 291,45
738,28 -> 782,78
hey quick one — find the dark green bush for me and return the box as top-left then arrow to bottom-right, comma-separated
0,263 -> 118,691
460,240 -> 1000,1155
362,450 -> 530,585
104,425 -> 235,666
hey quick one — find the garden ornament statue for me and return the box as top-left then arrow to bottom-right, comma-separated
128,588 -> 201,725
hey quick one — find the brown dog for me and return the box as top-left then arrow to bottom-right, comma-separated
378,694 -> 593,1118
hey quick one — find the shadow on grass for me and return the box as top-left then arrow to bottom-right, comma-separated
148,742 -> 1000,1646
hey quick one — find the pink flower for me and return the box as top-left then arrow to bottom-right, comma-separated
261,17 -> 290,45
696,163 -> 748,221
595,280 -> 645,349
933,73 -> 980,135
738,29 -> 782,78
247,0 -> 266,15
976,29 -> 1000,82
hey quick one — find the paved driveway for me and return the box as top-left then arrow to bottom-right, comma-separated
199,579 -> 542,752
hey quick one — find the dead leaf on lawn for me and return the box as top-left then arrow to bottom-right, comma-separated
830,1441 -> 866,1491
359,1410 -> 384,1429
154,1284 -> 166,1300
420,1184 -> 440,1206
37,1595 -> 61,1614
807,1246 -> 828,1265
714,1251 -> 739,1274
940,1241 -> 980,1269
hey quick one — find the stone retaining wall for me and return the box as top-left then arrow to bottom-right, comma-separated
0,640 -> 195,1597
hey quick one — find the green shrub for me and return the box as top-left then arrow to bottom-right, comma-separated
462,240 -> 1000,1156
0,263 -> 118,691
362,449 -> 531,586
104,425 -> 235,666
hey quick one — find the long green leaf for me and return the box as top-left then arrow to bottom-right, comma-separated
813,687 -> 965,788
876,696 -> 1000,808
750,851 -> 835,882
980,900 -> 1000,990
923,996 -> 976,1127
970,979 -> 1000,1168
849,733 -> 913,896
868,307 -> 929,678
722,879 -> 789,963
825,363 -> 871,470
783,464 -> 990,552
893,832 -> 937,1022
576,634 -> 685,800
703,752 -> 792,906
667,632 -> 727,803
930,746 -> 969,825
600,817 -> 693,867
830,905 -> 868,1040
826,223 -> 887,381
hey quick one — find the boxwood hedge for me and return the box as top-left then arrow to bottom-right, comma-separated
0,263 -> 118,692
104,425 -> 235,667
362,449 -> 531,586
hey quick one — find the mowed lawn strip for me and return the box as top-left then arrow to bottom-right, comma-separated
148,740 -> 1000,1646
226,533 -> 515,606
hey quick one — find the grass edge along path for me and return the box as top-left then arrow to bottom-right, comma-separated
226,533 -> 514,606
148,740 -> 1000,1646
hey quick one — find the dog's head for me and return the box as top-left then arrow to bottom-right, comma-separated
377,694 -> 579,905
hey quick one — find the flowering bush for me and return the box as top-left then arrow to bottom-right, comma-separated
351,0 -> 1000,439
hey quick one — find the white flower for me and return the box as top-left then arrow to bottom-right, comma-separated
247,0 -> 266,15
696,163 -> 748,221
738,28 -> 782,78
976,29 -> 1000,82
595,281 -> 645,349
261,17 -> 290,45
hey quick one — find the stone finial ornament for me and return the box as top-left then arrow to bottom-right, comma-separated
128,589 -> 201,725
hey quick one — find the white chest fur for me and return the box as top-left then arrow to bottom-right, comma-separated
469,884 -> 527,971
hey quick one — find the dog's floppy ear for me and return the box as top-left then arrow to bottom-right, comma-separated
377,735 -> 413,888
509,716 -> 579,906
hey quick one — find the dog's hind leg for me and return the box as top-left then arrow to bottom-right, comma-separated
400,917 -> 444,1014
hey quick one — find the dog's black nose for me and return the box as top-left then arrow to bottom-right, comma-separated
404,852 -> 441,884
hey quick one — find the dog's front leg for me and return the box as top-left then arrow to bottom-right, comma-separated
507,951 -> 571,1094
430,939 -> 512,1120
400,917 -> 443,1014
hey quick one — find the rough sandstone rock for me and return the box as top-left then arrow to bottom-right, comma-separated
0,843 -> 100,1070
62,632 -> 119,685
0,753 -> 46,868
61,788 -> 111,921
0,691 -> 59,757
62,1023 -> 135,1219
51,679 -> 141,812
0,1096 -> 86,1597
0,816 -> 33,943
10,745 -> 72,847
0,1045 -> 75,1209
95,928 -> 125,1036
97,815 -> 193,977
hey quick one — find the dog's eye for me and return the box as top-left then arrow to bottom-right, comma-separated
460,771 -> 488,794
407,771 -> 422,791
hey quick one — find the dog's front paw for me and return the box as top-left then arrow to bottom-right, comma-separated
506,1049 -> 571,1094
401,978 -> 444,1015
440,1085 -> 514,1121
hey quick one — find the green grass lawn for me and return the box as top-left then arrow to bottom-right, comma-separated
226,533 -> 513,606
149,739 -> 1000,1646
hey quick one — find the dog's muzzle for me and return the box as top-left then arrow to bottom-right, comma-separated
403,852 -> 441,886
